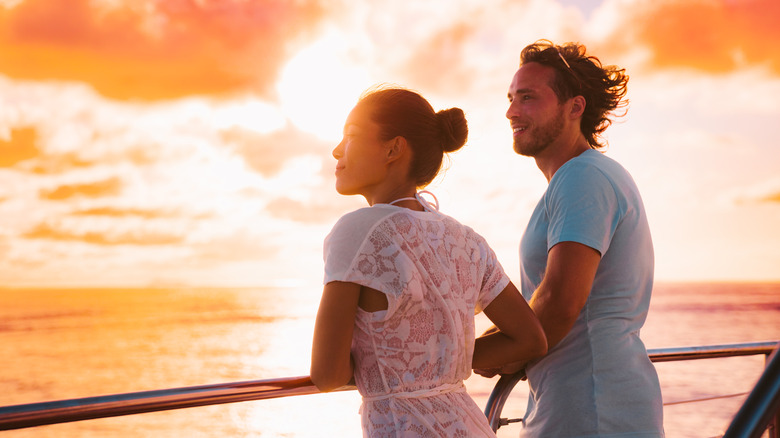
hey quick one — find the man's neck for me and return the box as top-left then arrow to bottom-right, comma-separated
536,137 -> 591,183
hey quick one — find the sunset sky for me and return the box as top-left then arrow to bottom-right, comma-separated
1,0 -> 778,288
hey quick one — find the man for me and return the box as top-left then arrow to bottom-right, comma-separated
479,40 -> 664,437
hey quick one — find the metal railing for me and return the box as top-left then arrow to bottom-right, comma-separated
0,376 -> 355,431
0,341 -> 777,436
723,346 -> 780,438
484,341 -> 779,437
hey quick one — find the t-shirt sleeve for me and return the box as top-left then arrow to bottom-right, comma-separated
323,207 -> 407,291
475,236 -> 511,314
323,209 -> 378,285
546,162 -> 622,255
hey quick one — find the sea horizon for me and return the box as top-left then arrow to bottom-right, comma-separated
4,278 -> 780,289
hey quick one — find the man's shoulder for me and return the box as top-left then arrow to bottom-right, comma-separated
558,150 -> 632,184
572,149 -> 621,169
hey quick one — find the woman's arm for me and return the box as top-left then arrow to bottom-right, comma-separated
310,281 -> 361,392
472,281 -> 547,370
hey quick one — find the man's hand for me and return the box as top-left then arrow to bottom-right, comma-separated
473,367 -> 500,378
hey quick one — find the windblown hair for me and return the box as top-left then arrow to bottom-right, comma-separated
520,39 -> 629,150
355,85 -> 468,187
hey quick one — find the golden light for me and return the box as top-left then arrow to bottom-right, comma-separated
211,99 -> 286,134
276,30 -> 372,142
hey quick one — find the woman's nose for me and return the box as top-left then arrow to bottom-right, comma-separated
332,141 -> 344,159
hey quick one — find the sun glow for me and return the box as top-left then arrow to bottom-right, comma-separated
276,31 -> 372,142
211,99 -> 286,134
1,0 -> 779,287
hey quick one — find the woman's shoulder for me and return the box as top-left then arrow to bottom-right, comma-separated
332,205 -> 397,229
327,206 -> 400,246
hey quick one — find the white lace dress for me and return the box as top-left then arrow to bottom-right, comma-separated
323,204 -> 509,437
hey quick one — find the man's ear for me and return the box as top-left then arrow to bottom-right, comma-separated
569,95 -> 586,119
385,136 -> 408,163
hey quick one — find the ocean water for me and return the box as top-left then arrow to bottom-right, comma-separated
1,282 -> 778,437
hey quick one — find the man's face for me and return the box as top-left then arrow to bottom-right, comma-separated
505,62 -> 566,157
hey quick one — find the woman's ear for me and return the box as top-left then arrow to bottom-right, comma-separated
385,136 -> 408,164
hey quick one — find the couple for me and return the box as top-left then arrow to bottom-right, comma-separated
310,40 -> 664,438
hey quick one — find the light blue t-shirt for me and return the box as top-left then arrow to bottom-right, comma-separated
519,149 -> 664,437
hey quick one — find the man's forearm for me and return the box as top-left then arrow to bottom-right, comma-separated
529,288 -> 581,349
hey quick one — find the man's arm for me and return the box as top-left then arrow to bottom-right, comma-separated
530,241 -> 601,349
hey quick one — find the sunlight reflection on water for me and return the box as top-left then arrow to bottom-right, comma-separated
1,283 -> 778,437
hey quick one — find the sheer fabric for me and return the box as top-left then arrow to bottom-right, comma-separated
324,204 -> 508,437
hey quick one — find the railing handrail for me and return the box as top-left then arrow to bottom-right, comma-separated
484,340 -> 780,432
0,376 -> 355,431
1,341 -> 777,432
647,341 -> 779,362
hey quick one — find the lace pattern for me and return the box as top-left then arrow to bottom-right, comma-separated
324,206 -> 508,437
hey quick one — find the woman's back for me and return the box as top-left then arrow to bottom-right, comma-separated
324,204 -> 507,436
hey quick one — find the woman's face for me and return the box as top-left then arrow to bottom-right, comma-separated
332,106 -> 391,199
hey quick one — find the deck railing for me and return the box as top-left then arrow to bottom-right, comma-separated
1,341 -> 778,436
484,341 -> 779,437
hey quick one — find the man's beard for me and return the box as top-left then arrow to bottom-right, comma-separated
513,108 -> 566,157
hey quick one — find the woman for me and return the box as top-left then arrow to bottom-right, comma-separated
310,86 -> 547,437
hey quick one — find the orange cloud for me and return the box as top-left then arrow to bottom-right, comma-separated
620,0 -> 780,73
759,192 -> 780,203
23,222 -> 184,245
0,127 -> 103,174
39,177 -> 122,200
0,127 -> 39,167
188,232 -> 280,262
0,0 -> 327,100
402,23 -> 479,94
266,195 -> 358,224
28,153 -> 96,174
70,207 -> 184,219
221,124 -> 332,176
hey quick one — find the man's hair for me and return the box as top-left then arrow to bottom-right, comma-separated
520,39 -> 628,150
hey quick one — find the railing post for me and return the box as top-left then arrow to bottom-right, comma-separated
768,352 -> 780,438
483,372 -> 525,432
722,346 -> 780,438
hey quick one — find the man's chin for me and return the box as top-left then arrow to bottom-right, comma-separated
513,143 -> 534,157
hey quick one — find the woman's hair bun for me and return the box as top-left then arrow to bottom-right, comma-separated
436,107 -> 468,153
